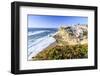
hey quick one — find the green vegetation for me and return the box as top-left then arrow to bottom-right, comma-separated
32,44 -> 88,60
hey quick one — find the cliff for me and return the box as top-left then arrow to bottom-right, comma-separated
53,25 -> 88,46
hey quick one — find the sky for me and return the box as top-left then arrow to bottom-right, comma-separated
28,15 -> 88,28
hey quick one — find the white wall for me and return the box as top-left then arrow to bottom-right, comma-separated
0,0 -> 99,76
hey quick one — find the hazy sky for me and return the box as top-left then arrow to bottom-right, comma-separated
28,15 -> 88,28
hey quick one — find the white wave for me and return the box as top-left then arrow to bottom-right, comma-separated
28,36 -> 47,48
28,32 -> 55,49
28,30 -> 49,36
28,36 -> 56,60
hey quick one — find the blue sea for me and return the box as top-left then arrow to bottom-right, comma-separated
28,28 -> 57,60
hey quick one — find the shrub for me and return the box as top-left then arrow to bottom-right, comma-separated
32,44 -> 88,60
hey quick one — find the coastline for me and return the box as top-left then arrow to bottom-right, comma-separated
30,25 -> 88,60
28,36 -> 56,60
40,41 -> 57,51
32,41 -> 57,60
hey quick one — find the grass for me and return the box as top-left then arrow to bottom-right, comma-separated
32,44 -> 88,60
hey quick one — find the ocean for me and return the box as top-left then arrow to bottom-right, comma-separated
28,28 -> 57,60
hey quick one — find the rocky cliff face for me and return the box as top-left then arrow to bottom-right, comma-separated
53,25 -> 88,45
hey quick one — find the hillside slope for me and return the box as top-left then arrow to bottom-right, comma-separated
53,25 -> 88,46
32,24 -> 88,60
